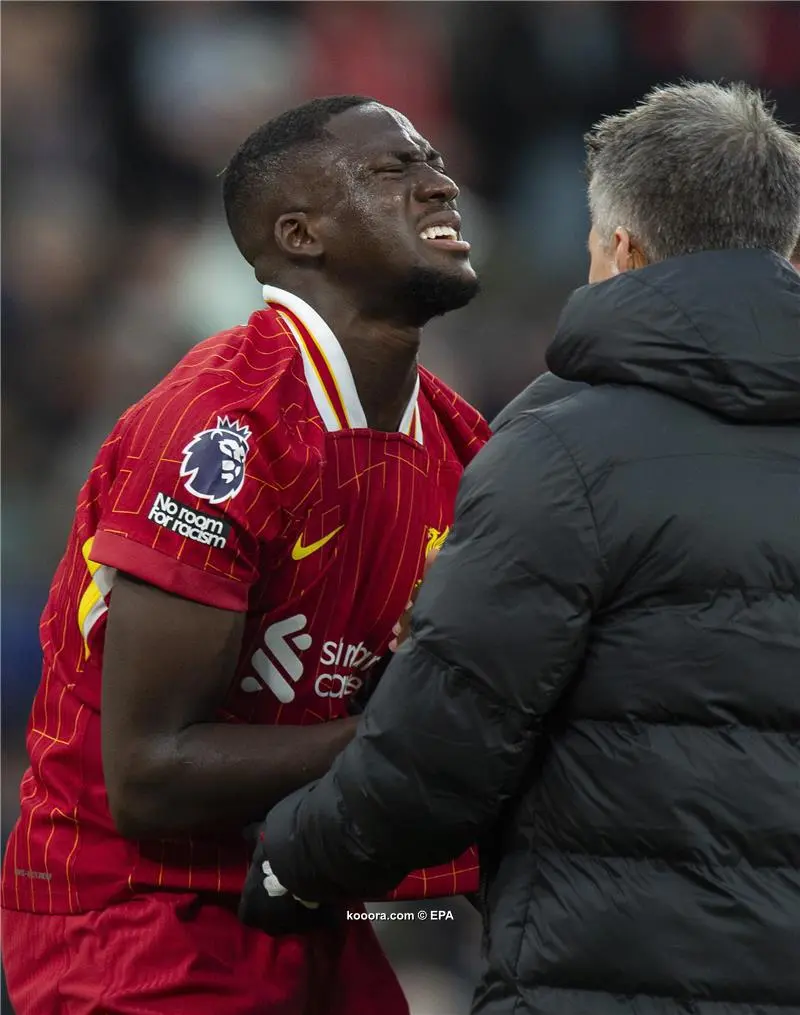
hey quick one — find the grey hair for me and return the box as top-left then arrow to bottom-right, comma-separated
586,82 -> 800,261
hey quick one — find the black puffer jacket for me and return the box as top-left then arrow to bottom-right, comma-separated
264,250 -> 800,1014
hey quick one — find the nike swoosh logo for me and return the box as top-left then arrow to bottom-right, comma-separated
291,525 -> 344,561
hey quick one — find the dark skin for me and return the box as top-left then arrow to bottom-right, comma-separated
256,103 -> 477,430
102,103 -> 477,840
103,576 -> 359,837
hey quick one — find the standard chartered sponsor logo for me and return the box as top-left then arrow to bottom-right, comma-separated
241,615 -> 312,701
314,638 -> 380,699
241,618 -> 380,701
319,639 -> 381,671
148,492 -> 229,548
314,673 -> 363,698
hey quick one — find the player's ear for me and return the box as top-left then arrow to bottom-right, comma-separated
613,227 -> 649,274
274,213 -> 324,261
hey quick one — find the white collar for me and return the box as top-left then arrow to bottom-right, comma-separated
262,285 -> 422,442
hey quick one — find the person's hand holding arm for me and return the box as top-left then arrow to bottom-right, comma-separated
245,411 -> 606,907
238,549 -> 440,931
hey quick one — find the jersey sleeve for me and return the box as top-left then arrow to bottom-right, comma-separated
89,389 -> 281,612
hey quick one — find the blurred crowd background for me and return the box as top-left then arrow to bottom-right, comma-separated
2,2 -> 800,1011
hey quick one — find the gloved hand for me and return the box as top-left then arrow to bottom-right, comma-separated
239,831 -> 338,934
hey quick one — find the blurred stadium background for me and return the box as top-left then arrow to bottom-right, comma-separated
2,2 -> 799,1011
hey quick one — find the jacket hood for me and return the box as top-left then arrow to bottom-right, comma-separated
547,249 -> 800,422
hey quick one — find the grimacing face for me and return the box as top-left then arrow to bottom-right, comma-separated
318,103 -> 479,324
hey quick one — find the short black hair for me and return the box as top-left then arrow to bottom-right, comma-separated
223,95 -> 375,263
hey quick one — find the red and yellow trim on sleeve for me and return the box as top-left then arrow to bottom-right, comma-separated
77,537 -> 115,658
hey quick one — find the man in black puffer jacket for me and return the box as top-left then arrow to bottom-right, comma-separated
243,82 -> 800,1014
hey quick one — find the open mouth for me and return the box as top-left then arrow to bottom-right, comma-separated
418,224 -> 471,253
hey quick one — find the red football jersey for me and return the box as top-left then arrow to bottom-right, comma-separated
2,286 -> 489,915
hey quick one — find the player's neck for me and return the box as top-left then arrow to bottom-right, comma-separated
287,282 -> 421,432
339,322 -> 420,433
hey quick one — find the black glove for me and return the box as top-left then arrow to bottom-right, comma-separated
347,652 -> 392,716
238,824 -> 339,935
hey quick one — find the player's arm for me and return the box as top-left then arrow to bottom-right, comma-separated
256,413 -> 606,902
102,573 -> 358,839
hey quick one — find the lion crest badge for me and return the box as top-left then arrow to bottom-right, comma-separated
180,416 -> 251,505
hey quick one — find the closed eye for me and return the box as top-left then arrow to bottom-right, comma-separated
375,150 -> 447,175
